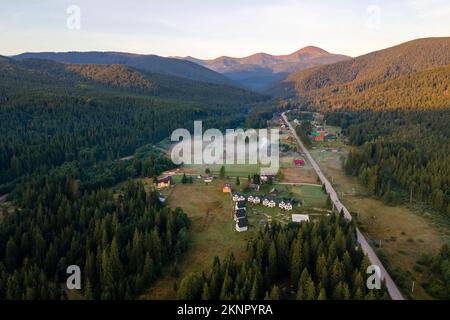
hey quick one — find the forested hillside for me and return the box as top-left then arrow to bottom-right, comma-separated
0,58 -> 263,190
340,109 -> 450,215
13,51 -> 238,86
273,37 -> 450,109
177,214 -> 389,300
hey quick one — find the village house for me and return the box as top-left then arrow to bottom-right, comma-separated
156,176 -> 172,189
235,201 -> 246,211
278,201 -> 286,209
268,200 -> 276,208
253,196 -> 261,204
204,176 -> 214,184
234,208 -> 246,221
261,175 -> 275,183
247,195 -> 254,202
284,202 -> 293,211
262,198 -> 270,207
325,133 -> 337,141
292,214 -> 310,223
222,183 -> 232,193
232,193 -> 240,202
313,113 -> 324,123
235,217 -> 248,232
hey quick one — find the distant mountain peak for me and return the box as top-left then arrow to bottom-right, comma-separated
177,46 -> 350,92
294,46 -> 329,55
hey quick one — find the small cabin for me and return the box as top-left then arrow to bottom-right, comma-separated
156,176 -> 172,189
292,214 -> 310,223
234,208 -> 247,221
223,183 -> 232,193
235,201 -> 246,210
204,176 -> 214,183
235,217 -> 248,232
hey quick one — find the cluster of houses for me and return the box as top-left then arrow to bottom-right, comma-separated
309,125 -> 338,142
232,193 -> 293,211
234,200 -> 248,232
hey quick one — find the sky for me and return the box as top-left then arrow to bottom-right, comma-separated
1,0 -> 449,58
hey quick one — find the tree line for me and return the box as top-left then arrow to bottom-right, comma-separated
176,214 -> 389,300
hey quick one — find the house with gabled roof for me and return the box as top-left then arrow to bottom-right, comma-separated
156,176 -> 172,189
235,217 -> 248,232
235,201 -> 246,210
292,214 -> 309,223
223,183 -> 232,193
234,208 -> 247,221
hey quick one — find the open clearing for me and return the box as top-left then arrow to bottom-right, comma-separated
143,179 -> 255,299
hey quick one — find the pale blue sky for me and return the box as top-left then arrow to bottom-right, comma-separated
1,0 -> 449,58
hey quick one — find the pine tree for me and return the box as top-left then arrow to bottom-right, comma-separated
290,239 -> 302,289
268,242 -> 278,281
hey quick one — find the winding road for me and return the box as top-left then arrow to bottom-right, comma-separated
282,112 -> 405,300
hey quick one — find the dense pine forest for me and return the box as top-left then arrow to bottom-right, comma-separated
326,109 -> 450,215
0,179 -> 190,299
176,214 -> 389,300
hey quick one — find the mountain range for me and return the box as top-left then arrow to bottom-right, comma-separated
178,46 -> 349,92
271,37 -> 450,110
0,55 -> 261,104
12,51 -> 237,87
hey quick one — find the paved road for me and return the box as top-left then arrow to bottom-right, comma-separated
282,112 -> 405,300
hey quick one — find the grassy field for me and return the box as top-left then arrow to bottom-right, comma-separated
142,179 -> 256,299
310,145 -> 447,299
183,163 -> 260,177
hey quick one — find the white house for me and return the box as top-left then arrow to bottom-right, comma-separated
247,195 -> 254,202
253,196 -> 261,204
291,214 -> 310,223
235,218 -> 248,232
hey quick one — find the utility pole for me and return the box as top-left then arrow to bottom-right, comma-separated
410,186 -> 413,203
